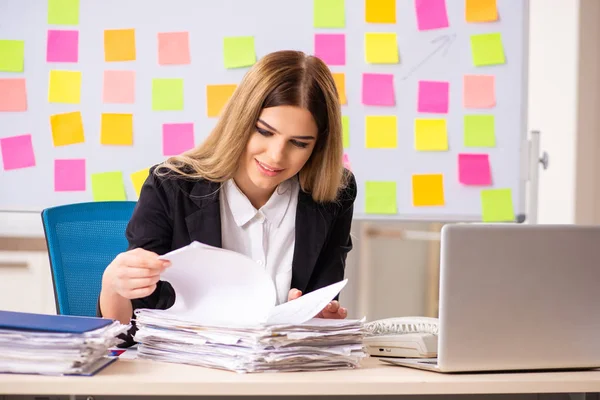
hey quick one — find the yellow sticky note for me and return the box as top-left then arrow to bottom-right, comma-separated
101,113 -> 133,146
91,171 -> 127,201
415,119 -> 448,151
342,115 -> 350,148
464,115 -> 495,147
366,116 -> 397,148
131,168 -> 149,198
48,70 -> 81,104
481,188 -> 515,222
365,33 -> 398,64
104,29 -> 136,62
332,73 -> 347,105
0,40 -> 24,72
206,84 -> 237,117
466,0 -> 498,23
365,181 -> 397,214
50,111 -> 85,147
412,174 -> 445,206
365,0 -> 396,23
223,36 -> 256,68
470,33 -> 505,66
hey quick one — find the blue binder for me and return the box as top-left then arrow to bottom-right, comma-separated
0,310 -> 113,334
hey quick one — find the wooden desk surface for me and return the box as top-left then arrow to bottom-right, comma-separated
1,357 -> 600,396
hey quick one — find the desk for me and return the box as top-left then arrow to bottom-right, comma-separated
1,357 -> 599,399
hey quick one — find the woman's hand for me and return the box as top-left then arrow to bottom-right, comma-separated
287,288 -> 348,319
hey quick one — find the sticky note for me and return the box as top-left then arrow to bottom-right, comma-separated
131,168 -> 150,198
332,73 -> 347,105
104,29 -> 136,62
47,30 -> 78,62
470,33 -> 505,66
101,113 -> 133,146
54,159 -> 85,191
418,80 -> 449,113
464,115 -> 495,147
152,78 -> 184,111
464,75 -> 495,108
163,123 -> 195,156
365,0 -> 396,23
458,153 -> 491,185
365,33 -> 398,64
0,134 -> 35,171
48,0 -> 79,25
415,0 -> 449,30
466,0 -> 498,22
365,181 -> 397,214
415,119 -> 448,151
48,70 -> 81,104
0,79 -> 27,111
412,174 -> 444,206
342,115 -> 350,148
158,32 -> 190,65
0,40 -> 24,72
481,188 -> 514,222
366,116 -> 397,148
314,0 -> 345,28
103,70 -> 135,104
362,73 -> 394,106
342,153 -> 352,171
206,84 -> 237,117
223,36 -> 256,68
50,111 -> 85,146
91,171 -> 127,201
314,34 -> 345,66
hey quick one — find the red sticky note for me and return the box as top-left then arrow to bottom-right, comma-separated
54,159 -> 86,191
103,70 -> 135,104
415,0 -> 449,30
163,123 -> 195,156
458,153 -> 491,185
158,32 -> 190,65
464,75 -> 495,108
418,80 -> 449,113
1,134 -> 35,171
314,34 -> 345,66
47,30 -> 78,63
362,73 -> 395,106
0,78 -> 27,111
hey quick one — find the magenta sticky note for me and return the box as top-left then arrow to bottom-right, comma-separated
314,34 -> 345,66
418,80 -> 449,113
362,73 -> 395,106
54,159 -> 86,191
163,123 -> 195,156
458,153 -> 491,185
47,29 -> 79,63
0,134 -> 35,171
415,0 -> 449,31
343,153 -> 352,171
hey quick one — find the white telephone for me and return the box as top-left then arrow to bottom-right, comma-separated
363,317 -> 439,358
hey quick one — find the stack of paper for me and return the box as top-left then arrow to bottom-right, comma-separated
0,310 -> 129,376
134,241 -> 367,373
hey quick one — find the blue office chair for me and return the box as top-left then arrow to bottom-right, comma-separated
41,201 -> 137,317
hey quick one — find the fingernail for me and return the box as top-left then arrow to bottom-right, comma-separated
341,308 -> 347,314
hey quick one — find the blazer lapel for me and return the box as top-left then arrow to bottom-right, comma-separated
185,180 -> 222,248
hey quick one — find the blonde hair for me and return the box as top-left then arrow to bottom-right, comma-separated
156,50 -> 347,203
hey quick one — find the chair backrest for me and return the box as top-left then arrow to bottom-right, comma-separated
41,201 -> 136,317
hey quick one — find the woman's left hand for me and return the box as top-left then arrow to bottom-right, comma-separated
287,288 -> 348,319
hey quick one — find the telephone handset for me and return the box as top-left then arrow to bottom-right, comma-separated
363,317 -> 439,358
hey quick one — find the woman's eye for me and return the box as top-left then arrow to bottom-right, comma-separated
256,127 -> 273,137
291,140 -> 309,149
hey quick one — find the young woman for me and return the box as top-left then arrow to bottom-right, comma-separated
98,50 -> 357,333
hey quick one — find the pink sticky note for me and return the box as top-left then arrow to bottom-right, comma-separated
163,123 -> 195,156
418,80 -> 449,113
47,30 -> 79,62
415,0 -> 449,30
0,134 -> 35,171
314,34 -> 345,66
0,78 -> 27,111
362,73 -> 395,106
158,32 -> 190,65
343,153 -> 352,171
464,75 -> 495,108
55,159 -> 86,191
103,70 -> 135,104
458,153 -> 491,185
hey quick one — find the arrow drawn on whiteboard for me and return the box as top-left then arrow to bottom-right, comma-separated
401,33 -> 457,80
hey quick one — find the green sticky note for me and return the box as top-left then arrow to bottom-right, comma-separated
314,0 -> 345,28
91,171 -> 127,201
152,78 -> 184,111
48,0 -> 80,25
223,36 -> 256,68
0,40 -> 24,72
481,188 -> 515,222
342,115 -> 350,148
365,181 -> 397,214
470,33 -> 505,66
464,115 -> 495,147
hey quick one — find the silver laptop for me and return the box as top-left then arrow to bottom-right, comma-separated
382,223 -> 600,373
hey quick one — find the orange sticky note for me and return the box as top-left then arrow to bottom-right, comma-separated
463,75 -> 495,108
332,73 -> 347,105
104,29 -> 136,62
466,0 -> 498,23
0,78 -> 27,111
158,32 -> 190,65
101,113 -> 133,146
206,84 -> 237,117
365,0 -> 396,23
50,111 -> 85,147
412,174 -> 445,206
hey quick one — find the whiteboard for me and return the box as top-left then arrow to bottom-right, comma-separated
0,0 -> 528,221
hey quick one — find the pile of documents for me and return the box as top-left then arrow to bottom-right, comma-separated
0,310 -> 129,376
133,241 -> 367,373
